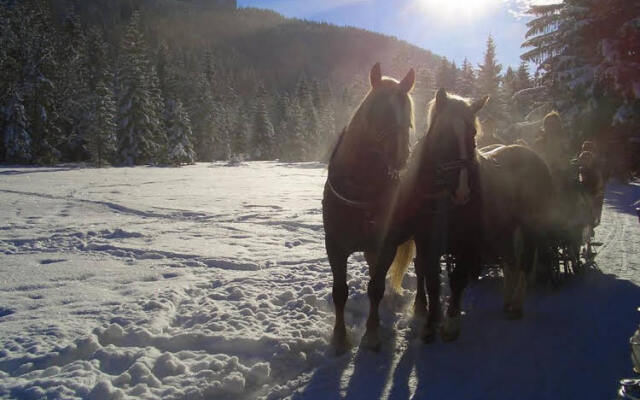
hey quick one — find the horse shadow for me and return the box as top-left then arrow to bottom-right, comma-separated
293,329 -> 400,400
390,271 -> 640,400
296,271 -> 639,400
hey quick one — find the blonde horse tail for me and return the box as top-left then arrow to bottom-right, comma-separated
389,239 -> 415,293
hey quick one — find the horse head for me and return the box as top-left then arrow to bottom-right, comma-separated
421,88 -> 488,205
336,63 -> 415,177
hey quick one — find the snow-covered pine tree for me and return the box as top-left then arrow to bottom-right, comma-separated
279,96 -> 306,161
231,104 -> 250,159
295,75 -> 320,160
3,93 -> 32,163
252,84 -> 275,160
116,11 -> 164,165
521,0 -> 640,151
189,72 -> 217,161
57,9 -> 91,161
84,27 -> 116,166
166,98 -> 195,166
20,0 -> 63,164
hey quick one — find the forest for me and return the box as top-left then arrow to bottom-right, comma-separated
0,0 -> 638,174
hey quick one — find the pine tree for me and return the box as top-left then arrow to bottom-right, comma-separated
166,99 -> 195,165
252,84 -> 275,160
84,28 -> 117,166
458,58 -> 476,98
57,9 -> 91,161
3,93 -> 32,163
477,35 -> 504,124
516,61 -> 532,92
116,11 -> 164,165
189,72 -> 217,161
20,0 -> 63,164
521,0 -> 640,144
435,57 -> 455,91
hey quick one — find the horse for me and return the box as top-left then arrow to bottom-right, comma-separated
323,63 -> 416,353
389,88 -> 554,342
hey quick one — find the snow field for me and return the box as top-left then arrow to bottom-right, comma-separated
0,164 -> 638,399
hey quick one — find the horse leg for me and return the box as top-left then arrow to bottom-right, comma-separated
414,263 -> 427,318
362,247 -> 396,351
504,227 -> 528,319
415,239 -> 442,343
326,237 -> 350,354
441,250 -> 474,342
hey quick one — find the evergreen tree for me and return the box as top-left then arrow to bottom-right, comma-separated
166,98 -> 195,165
435,57 -> 455,90
516,61 -> 532,92
83,28 -> 116,165
252,84 -> 275,160
521,0 -> 640,145
458,58 -> 476,98
477,35 -> 504,124
57,9 -> 91,161
116,11 -> 164,165
20,0 -> 63,164
190,72 -> 217,161
3,93 -> 32,163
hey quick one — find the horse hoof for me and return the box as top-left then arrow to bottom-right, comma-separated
421,325 -> 437,343
413,304 -> 428,319
362,331 -> 381,352
440,316 -> 461,342
332,328 -> 350,355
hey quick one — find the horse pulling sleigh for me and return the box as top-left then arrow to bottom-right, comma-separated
543,140 -> 606,285
323,63 -> 557,353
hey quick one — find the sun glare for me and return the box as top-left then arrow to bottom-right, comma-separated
412,0 -> 502,24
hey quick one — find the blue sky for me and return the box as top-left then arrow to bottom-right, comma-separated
237,0 -> 554,71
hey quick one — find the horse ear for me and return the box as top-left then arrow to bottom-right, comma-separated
370,62 -> 382,88
471,95 -> 489,114
399,68 -> 415,93
435,88 -> 447,108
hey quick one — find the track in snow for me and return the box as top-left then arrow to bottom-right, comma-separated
0,164 -> 638,400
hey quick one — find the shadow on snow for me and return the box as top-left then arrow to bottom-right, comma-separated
604,180 -> 640,216
296,270 -> 639,400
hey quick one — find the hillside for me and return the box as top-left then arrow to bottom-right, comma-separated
1,1 -> 440,165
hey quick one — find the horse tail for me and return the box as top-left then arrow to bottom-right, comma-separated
389,239 -> 415,292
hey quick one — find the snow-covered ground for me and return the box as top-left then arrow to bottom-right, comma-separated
0,162 -> 638,400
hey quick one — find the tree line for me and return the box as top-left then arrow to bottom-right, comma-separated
1,0 -> 637,173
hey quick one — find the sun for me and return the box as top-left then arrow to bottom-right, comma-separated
411,0 -> 502,24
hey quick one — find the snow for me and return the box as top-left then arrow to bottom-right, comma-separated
0,163 -> 639,399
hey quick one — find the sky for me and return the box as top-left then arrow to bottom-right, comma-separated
237,0 -> 557,71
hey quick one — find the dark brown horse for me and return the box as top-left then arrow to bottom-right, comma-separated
323,63 -> 416,353
390,89 -> 554,342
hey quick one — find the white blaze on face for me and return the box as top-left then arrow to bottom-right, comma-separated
453,118 -> 470,205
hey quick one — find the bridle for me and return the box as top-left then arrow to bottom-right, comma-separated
327,122 -> 411,209
414,119 -> 478,211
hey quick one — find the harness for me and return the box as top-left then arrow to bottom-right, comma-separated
326,124 -> 409,235
326,124 -> 409,209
